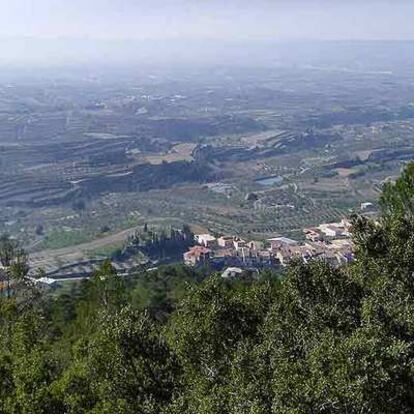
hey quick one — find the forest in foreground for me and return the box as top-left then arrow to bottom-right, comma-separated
2,164 -> 414,414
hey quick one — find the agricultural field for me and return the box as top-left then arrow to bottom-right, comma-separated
1,56 -> 414,270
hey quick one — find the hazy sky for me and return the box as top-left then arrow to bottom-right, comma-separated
1,0 -> 414,41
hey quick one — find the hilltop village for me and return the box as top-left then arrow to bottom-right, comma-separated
184,218 -> 354,273
25,200 -> 376,284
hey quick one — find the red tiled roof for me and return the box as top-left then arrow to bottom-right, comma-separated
185,245 -> 211,257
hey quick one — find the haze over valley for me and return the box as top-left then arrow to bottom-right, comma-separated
0,36 -> 413,274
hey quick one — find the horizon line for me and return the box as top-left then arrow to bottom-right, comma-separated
1,36 -> 414,43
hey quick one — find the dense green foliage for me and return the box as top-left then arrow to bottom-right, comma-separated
3,164 -> 414,413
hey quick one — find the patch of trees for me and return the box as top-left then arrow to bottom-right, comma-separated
78,160 -> 210,197
145,115 -> 264,142
127,224 -> 195,261
2,164 -> 414,412
88,150 -> 128,167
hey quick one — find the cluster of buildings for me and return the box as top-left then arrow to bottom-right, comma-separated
183,219 -> 354,271
184,234 -> 276,269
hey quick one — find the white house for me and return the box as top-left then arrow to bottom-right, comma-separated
31,277 -> 60,291
195,234 -> 217,248
268,237 -> 298,251
361,202 -> 374,211
233,238 -> 247,251
319,222 -> 350,238
217,236 -> 234,248
221,267 -> 244,279
321,225 -> 341,237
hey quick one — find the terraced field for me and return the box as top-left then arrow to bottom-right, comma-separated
1,63 -> 414,263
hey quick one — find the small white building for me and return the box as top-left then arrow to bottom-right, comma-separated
217,236 -> 234,248
195,234 -> 217,248
31,277 -> 60,291
319,222 -> 350,238
361,202 -> 374,211
233,238 -> 247,251
221,267 -> 244,279
321,225 -> 341,237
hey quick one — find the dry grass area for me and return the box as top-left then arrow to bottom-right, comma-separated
29,226 -> 141,269
145,143 -> 197,165
300,176 -> 351,192
355,150 -> 374,161
240,130 -> 285,146
336,168 -> 359,177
